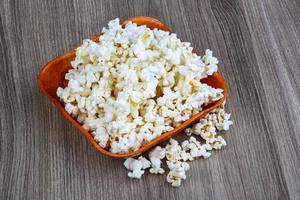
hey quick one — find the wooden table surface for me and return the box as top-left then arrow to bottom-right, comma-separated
1,0 -> 299,199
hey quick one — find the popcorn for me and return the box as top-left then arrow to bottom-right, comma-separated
57,18 -> 223,153
94,127 -> 109,147
138,156 -> 151,169
165,139 -> 182,161
149,146 -> 166,174
202,49 -> 219,75
65,103 -> 76,115
187,104 -> 233,150
122,104 -> 233,187
182,137 -> 211,160
124,156 -> 151,179
210,135 -> 227,149
166,171 -> 182,187
163,105 -> 232,187
166,160 -> 190,187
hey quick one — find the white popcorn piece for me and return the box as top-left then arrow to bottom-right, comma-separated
210,135 -> 227,150
128,169 -> 144,179
64,103 -> 79,115
202,49 -> 219,75
149,146 -> 166,174
165,139 -> 182,161
138,156 -> 151,169
166,171 -> 181,187
94,127 -> 109,147
166,160 -> 190,187
124,156 -> 151,179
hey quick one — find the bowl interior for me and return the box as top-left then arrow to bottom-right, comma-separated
37,16 -> 228,158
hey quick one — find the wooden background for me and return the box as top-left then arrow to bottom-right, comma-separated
1,0 -> 299,199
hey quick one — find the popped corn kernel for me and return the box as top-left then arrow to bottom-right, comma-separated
149,146 -> 166,174
124,156 -> 151,179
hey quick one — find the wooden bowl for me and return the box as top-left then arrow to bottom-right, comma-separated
37,16 -> 228,158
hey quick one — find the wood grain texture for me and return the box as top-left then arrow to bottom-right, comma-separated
0,0 -> 299,199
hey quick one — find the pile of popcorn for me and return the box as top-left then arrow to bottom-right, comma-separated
57,18 -> 223,153
124,104 -> 233,187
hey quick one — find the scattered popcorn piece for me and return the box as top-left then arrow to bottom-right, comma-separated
165,139 -> 182,161
166,160 -> 190,187
149,146 -> 166,174
166,170 -> 182,187
124,156 -> 151,179
139,156 -> 151,169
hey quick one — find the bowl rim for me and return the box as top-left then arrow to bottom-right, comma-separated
37,16 -> 228,158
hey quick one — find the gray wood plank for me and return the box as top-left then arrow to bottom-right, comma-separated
0,0 -> 299,199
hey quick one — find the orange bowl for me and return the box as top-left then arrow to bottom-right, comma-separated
37,16 -> 228,158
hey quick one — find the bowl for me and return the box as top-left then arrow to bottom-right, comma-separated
37,16 -> 228,158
